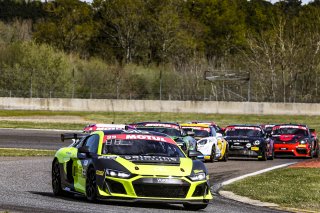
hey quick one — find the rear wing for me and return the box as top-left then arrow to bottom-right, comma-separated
61,133 -> 89,142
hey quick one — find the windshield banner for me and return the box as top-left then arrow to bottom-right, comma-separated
103,134 -> 176,144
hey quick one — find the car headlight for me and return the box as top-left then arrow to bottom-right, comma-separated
253,140 -> 260,145
188,172 -> 206,181
300,140 -> 306,145
105,169 -> 131,179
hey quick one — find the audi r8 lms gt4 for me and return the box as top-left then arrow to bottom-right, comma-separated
52,130 -> 212,210
271,124 -> 319,158
224,125 -> 274,161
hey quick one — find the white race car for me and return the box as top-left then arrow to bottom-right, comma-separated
196,133 -> 228,162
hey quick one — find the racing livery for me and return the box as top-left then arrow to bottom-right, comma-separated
52,130 -> 212,210
271,124 -> 319,158
181,123 -> 228,162
131,122 -> 196,153
224,125 -> 274,161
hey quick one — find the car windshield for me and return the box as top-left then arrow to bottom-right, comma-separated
272,127 -> 308,136
226,128 -> 262,137
136,127 -> 181,137
102,139 -> 185,157
183,128 -> 209,137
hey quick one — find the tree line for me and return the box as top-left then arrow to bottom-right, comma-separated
1,0 -> 320,102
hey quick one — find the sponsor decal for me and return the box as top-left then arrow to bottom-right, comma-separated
181,126 -> 210,132
144,123 -> 180,130
156,178 -> 169,183
123,155 -> 180,163
273,125 -> 307,130
251,147 -> 259,151
246,143 -> 252,148
226,126 -> 261,131
103,134 -> 175,144
83,160 -> 88,166
96,170 -> 104,176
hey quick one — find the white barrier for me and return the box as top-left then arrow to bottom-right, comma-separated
0,97 -> 319,115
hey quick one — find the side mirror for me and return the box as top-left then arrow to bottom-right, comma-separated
78,146 -> 90,154
187,131 -> 195,137
188,150 -> 204,160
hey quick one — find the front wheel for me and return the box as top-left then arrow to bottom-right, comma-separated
183,203 -> 208,211
209,145 -> 216,163
221,147 -> 228,162
52,159 -> 64,196
259,147 -> 267,161
267,148 -> 274,160
86,167 -> 98,202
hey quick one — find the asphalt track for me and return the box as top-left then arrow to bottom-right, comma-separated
0,129 -> 306,213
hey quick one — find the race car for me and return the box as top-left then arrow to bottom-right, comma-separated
83,123 -> 133,133
52,130 -> 212,210
131,122 -> 197,153
181,123 -> 228,162
271,124 -> 319,158
224,125 -> 274,161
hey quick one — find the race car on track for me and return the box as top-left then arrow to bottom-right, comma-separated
131,122 -> 197,153
224,125 -> 274,161
181,123 -> 228,162
52,130 -> 212,210
271,124 -> 319,158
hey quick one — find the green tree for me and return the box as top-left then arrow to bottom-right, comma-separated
34,0 -> 96,57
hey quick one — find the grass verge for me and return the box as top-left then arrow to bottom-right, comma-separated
0,148 -> 55,157
223,168 -> 320,212
1,110 -> 320,131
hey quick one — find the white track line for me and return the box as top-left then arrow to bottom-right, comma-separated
221,162 -> 297,186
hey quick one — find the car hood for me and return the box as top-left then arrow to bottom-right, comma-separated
115,156 -> 193,176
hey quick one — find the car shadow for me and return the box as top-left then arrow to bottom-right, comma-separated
28,191 -> 207,211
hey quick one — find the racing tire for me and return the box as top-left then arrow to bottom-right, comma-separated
221,147 -> 228,162
209,145 -> 216,163
314,147 -> 319,158
183,203 -> 208,211
259,147 -> 267,161
52,159 -> 64,196
267,149 -> 274,160
86,167 -> 98,202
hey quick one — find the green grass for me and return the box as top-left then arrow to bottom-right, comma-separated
0,110 -> 320,131
0,148 -> 55,156
223,168 -> 320,211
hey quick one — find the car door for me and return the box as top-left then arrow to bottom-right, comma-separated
73,134 -> 100,193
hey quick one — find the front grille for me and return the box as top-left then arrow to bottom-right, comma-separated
275,152 -> 295,157
133,181 -> 190,198
192,183 -> 206,197
296,148 -> 307,154
105,179 -> 126,194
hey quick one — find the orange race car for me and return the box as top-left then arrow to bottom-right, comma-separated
271,124 -> 319,158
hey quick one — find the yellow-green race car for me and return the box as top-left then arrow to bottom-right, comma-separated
52,129 -> 212,210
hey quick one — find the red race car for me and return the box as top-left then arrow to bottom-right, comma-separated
271,124 -> 319,158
